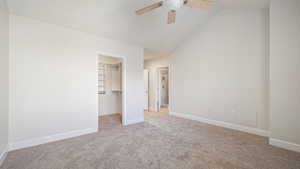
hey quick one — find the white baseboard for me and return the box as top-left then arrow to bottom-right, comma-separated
99,113 -> 121,117
9,128 -> 98,151
269,138 -> 300,153
0,144 -> 8,167
124,118 -> 144,126
170,112 -> 270,137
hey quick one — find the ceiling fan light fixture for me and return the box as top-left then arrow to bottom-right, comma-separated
135,0 -> 214,24
167,0 -> 184,10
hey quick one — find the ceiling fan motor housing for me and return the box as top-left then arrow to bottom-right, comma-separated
167,0 -> 184,10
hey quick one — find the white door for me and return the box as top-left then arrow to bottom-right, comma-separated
144,69 -> 149,110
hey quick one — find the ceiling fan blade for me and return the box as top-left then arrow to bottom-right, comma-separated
136,1 -> 164,15
167,10 -> 176,24
183,0 -> 213,8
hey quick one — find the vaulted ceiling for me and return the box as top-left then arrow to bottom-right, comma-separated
7,0 -> 269,52
0,0 -> 7,8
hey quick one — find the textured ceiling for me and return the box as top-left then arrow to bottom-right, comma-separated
7,0 -> 269,52
0,0 -> 7,8
222,0 -> 269,8
7,0 -> 221,52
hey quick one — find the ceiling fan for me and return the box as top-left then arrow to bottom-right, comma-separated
136,0 -> 213,24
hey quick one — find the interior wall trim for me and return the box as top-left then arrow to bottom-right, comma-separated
9,128 -> 98,151
124,118 -> 144,126
170,112 -> 270,137
269,138 -> 300,153
0,144 -> 8,167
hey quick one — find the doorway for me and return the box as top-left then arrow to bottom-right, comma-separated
98,55 -> 124,129
158,67 -> 169,113
144,69 -> 149,111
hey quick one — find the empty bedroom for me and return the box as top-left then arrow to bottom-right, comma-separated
1,0 -> 300,169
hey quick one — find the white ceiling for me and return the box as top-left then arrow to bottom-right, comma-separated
0,0 -> 7,8
222,0 -> 269,8
7,0 -> 269,52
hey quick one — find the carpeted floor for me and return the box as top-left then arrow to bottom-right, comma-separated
1,112 -> 300,169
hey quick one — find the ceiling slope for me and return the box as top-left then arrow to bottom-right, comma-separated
7,0 -> 269,52
7,0 -> 221,52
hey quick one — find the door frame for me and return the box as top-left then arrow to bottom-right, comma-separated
144,69 -> 149,111
97,53 -> 127,126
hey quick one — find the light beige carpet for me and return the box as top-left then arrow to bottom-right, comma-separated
1,112 -> 300,169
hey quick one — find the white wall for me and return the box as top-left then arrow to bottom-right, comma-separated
170,9 -> 269,131
269,0 -> 300,148
144,56 -> 170,111
9,14 -> 144,149
0,0 -> 9,164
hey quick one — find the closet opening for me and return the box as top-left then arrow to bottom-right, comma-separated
98,55 -> 124,129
